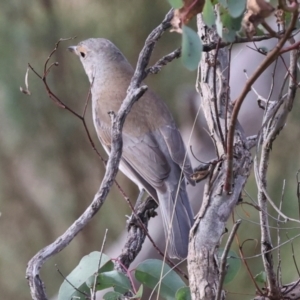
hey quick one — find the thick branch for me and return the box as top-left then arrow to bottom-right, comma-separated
188,16 -> 252,300
26,86 -> 147,300
115,197 -> 158,272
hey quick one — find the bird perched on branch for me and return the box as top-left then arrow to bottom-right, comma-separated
68,38 -> 195,259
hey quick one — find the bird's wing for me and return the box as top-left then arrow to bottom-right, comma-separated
159,124 -> 195,185
95,123 -> 111,149
122,131 -> 170,189
95,124 -> 170,191
95,117 -> 194,188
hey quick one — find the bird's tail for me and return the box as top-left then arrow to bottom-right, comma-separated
158,182 -> 194,259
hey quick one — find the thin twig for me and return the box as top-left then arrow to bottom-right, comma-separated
276,180 -> 285,287
216,219 -> 242,300
224,43 -> 233,151
92,229 -> 109,300
282,277 -> 300,296
202,35 -> 279,53
146,48 -> 181,75
254,163 -> 300,224
235,229 -> 264,294
296,170 -> 300,220
241,232 -> 300,260
225,8 -> 299,192
212,38 -> 225,151
286,233 -> 300,277
55,265 -> 89,297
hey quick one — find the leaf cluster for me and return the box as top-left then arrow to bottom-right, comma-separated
167,0 -> 247,70
58,250 -> 240,299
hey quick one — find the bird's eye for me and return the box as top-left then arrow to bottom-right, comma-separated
80,52 -> 86,58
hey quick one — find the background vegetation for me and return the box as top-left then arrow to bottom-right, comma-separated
1,1 -> 300,299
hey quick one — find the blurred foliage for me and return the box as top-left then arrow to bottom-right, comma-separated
1,0 -> 300,300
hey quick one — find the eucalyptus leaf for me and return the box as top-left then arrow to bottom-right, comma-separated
181,25 -> 202,71
58,252 -> 113,300
103,291 -> 124,300
135,284 -> 143,298
216,6 -> 243,42
218,0 -> 228,8
255,271 -> 267,284
86,270 -> 131,294
227,0 -> 246,18
203,0 -> 216,27
135,259 -> 186,300
218,249 -> 241,284
175,286 -> 192,300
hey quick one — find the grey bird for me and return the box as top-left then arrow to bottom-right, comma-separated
68,38 -> 194,259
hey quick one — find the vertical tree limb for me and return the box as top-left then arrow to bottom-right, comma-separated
188,16 -> 252,300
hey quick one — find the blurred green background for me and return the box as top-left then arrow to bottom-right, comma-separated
1,1 -> 300,299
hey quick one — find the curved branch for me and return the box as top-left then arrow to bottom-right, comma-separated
225,8 -> 299,192
26,9 -> 174,300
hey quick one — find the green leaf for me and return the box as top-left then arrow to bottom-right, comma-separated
135,284 -> 143,298
227,0 -> 246,18
86,270 -> 131,294
103,291 -> 124,300
203,0 -> 216,27
218,250 -> 241,284
216,6 -> 243,42
135,259 -> 186,300
58,251 -> 113,300
167,0 -> 183,9
255,271 -> 267,284
175,286 -> 191,300
218,0 -> 228,8
181,25 -> 202,71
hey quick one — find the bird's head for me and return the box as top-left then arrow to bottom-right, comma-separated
68,38 -> 127,83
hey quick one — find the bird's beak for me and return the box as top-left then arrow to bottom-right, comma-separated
68,46 -> 78,55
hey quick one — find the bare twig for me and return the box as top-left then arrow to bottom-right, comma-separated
92,229 -> 109,300
224,43 -> 233,150
20,66 -> 31,95
146,48 -> 181,75
296,170 -> 300,220
282,278 -> 300,296
212,39 -> 225,151
55,265 -> 88,297
254,162 -> 300,224
202,35 -> 280,53
216,219 -> 242,300
234,225 -> 264,295
225,8 -> 299,192
276,180 -> 285,287
287,232 -> 300,277
254,44 -> 298,298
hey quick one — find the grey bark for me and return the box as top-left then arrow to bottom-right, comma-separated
187,16 -> 253,300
